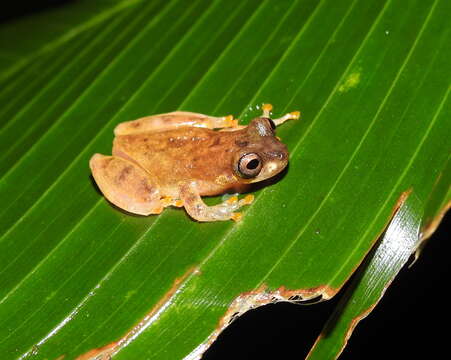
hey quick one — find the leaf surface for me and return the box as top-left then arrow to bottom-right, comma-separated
0,0 -> 449,359
307,191 -> 422,359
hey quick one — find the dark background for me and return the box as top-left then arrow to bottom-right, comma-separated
205,211 -> 450,360
2,2 -> 449,359
0,0 -> 77,23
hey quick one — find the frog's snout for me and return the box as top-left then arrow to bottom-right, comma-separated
266,161 -> 279,174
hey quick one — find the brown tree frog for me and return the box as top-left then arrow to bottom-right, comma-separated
90,104 -> 299,222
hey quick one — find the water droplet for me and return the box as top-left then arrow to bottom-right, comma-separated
31,345 -> 39,355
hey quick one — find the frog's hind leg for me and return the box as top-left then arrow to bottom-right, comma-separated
90,154 -> 162,216
179,182 -> 254,222
114,111 -> 240,136
261,103 -> 300,126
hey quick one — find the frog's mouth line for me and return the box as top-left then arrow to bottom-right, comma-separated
236,161 -> 288,186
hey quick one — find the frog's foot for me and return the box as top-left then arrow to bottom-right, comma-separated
90,154 -> 161,216
180,183 -> 254,222
261,103 -> 300,126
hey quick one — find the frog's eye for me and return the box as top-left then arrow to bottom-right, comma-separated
237,153 -> 262,178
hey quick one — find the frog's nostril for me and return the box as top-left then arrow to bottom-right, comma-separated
268,151 -> 285,160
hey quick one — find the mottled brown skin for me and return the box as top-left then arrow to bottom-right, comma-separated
90,108 -> 298,222
113,123 -> 287,196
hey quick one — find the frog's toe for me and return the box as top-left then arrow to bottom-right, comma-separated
239,194 -> 254,206
262,103 -> 273,118
231,212 -> 243,222
290,111 -> 301,119
174,199 -> 184,207
226,195 -> 239,205
222,194 -> 254,221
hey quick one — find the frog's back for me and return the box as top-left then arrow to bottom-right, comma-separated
112,127 -> 240,193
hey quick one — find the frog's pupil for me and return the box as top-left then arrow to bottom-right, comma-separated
247,159 -> 259,170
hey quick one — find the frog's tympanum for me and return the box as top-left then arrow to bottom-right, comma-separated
90,104 -> 299,222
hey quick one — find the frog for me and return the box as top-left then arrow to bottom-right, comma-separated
89,104 -> 299,222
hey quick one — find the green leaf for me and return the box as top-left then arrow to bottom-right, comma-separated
307,191 -> 423,359
0,0 -> 449,359
0,0 -> 142,78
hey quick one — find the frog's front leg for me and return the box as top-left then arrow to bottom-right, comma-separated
261,103 -> 300,126
90,154 -> 167,215
114,111 -> 239,136
179,182 -> 254,222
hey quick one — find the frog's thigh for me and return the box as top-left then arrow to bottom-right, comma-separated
114,111 -> 238,135
90,154 -> 161,215
179,183 -> 253,222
